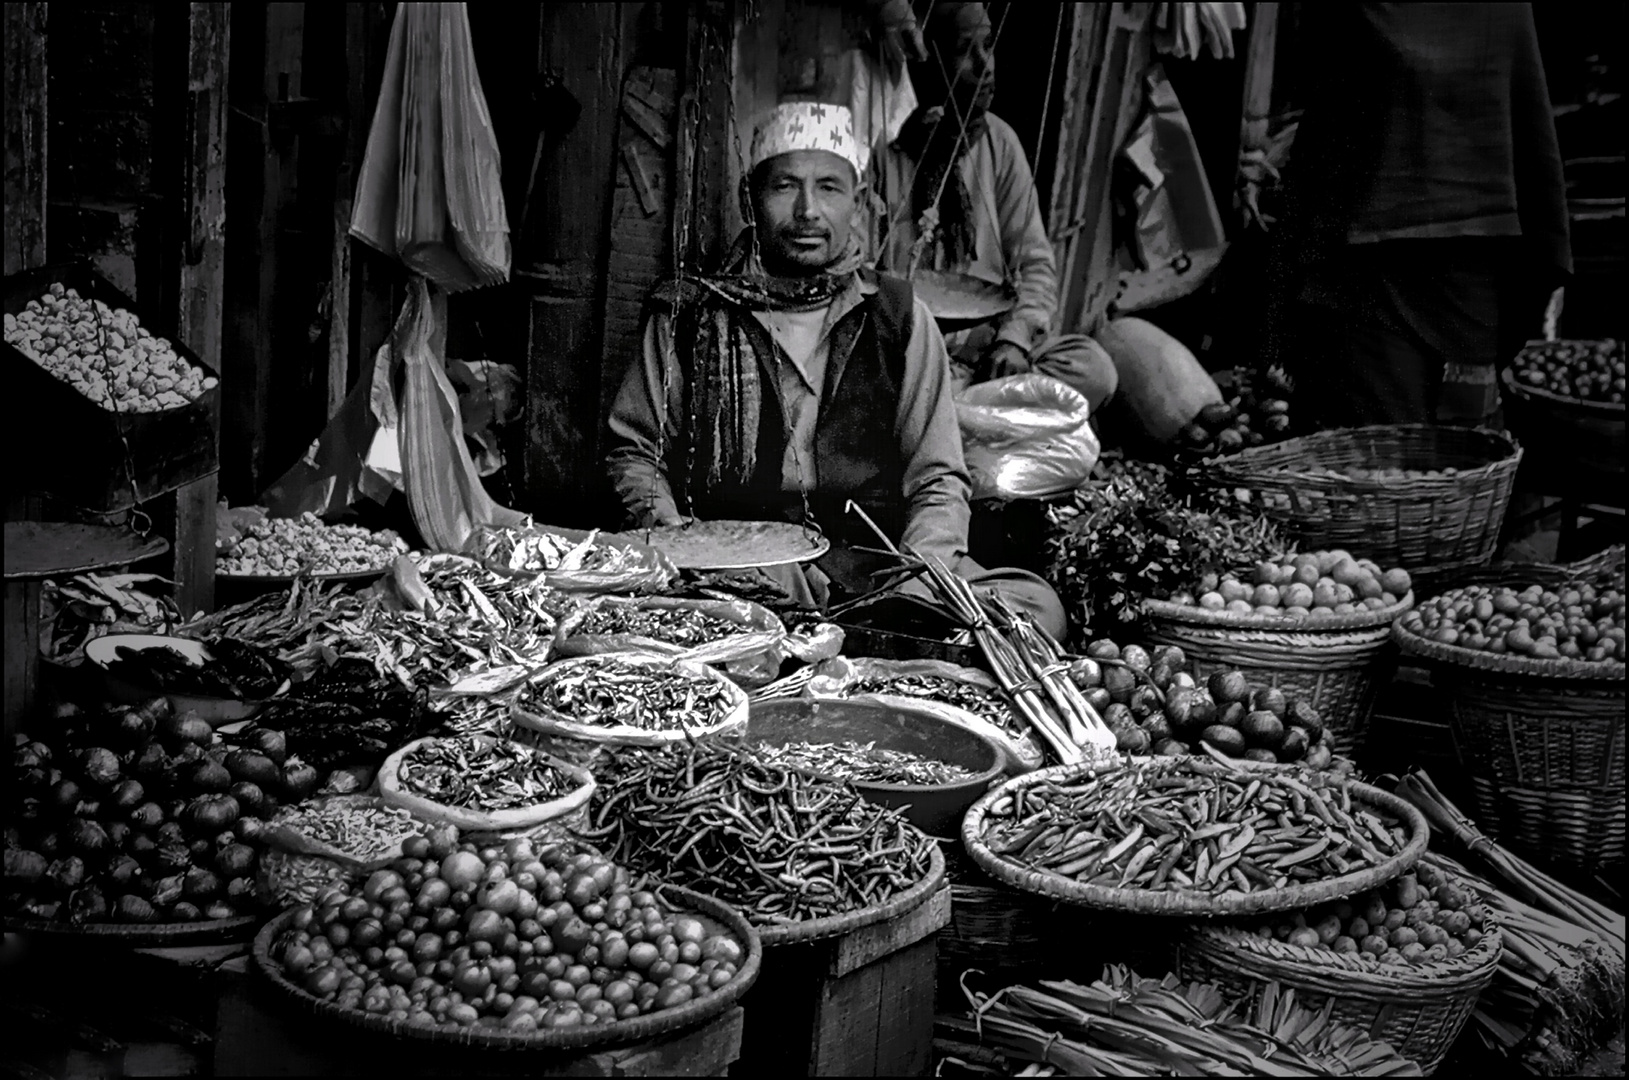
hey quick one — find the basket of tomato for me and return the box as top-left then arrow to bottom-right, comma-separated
1501,339 -> 1625,484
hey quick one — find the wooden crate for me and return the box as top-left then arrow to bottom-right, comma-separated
3,262 -> 220,512
731,886 -> 953,1078
212,957 -> 745,1078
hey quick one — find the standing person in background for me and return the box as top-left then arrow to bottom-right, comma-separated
871,1 -> 1118,414
1278,3 -> 1571,428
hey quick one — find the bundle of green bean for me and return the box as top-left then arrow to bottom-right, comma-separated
753,740 -> 980,786
980,759 -> 1409,897
582,740 -> 936,925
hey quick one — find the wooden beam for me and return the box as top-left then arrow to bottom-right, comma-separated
3,2 -> 48,276
1235,2 -> 1280,194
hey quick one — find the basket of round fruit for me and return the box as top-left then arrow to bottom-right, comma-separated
1178,860 -> 1501,1074
1500,339 -> 1624,480
1392,563 -> 1625,876
5,698 -> 316,943
255,825 -> 761,1047
1064,638 -> 1351,773
1191,424 -> 1522,590
1139,552 -> 1415,757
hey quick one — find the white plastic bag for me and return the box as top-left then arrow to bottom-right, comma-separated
955,374 -> 1100,501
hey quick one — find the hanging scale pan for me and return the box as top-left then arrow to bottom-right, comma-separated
909,269 -> 1016,332
637,520 -> 829,572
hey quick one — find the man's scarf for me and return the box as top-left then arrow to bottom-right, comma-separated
650,229 -> 866,493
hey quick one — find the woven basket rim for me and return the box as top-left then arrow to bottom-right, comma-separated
251,884 -> 762,1051
1,911 -> 259,944
1504,349 -> 1627,419
1391,618 -> 1627,682
1199,424 -> 1521,489
1186,913 -> 1503,994
756,841 -> 946,946
962,761 -> 1427,917
1146,592 -> 1415,633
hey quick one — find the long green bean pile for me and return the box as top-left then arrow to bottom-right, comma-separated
582,740 -> 936,926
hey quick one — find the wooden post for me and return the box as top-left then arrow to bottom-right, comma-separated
3,2 -> 48,276
1234,2 -> 1279,203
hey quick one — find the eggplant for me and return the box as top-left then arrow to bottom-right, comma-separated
229,781 -> 266,816
226,876 -> 257,903
159,713 -> 213,750
188,759 -> 232,794
14,746 -> 44,771
45,856 -> 88,893
130,802 -> 165,830
73,799 -> 102,819
117,709 -> 157,747
155,822 -> 186,846
215,844 -> 256,878
65,819 -> 110,859
171,901 -> 202,922
236,817 -> 266,843
163,800 -> 189,825
3,826 -> 22,851
35,832 -> 62,857
183,867 -> 222,900
76,747 -> 122,788
138,697 -> 173,722
225,750 -> 281,789
183,794 -> 241,835
116,894 -> 157,923
280,759 -> 320,801
128,833 -> 157,859
48,778 -> 84,814
107,854 -> 144,889
4,849 -> 47,887
68,885 -> 110,924
247,728 -> 288,766
109,779 -> 146,812
21,740 -> 53,765
104,821 -> 132,850
151,873 -> 186,907
131,742 -> 172,779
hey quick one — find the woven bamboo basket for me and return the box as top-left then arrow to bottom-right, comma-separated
1179,891 -> 1502,1074
1189,425 -> 1522,590
1500,345 -> 1625,482
1142,594 -> 1414,757
1392,550 -> 1626,874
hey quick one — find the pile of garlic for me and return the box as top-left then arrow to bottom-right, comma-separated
3,282 -> 216,412
216,512 -> 409,577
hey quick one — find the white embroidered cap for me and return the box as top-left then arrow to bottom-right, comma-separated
749,101 -> 866,177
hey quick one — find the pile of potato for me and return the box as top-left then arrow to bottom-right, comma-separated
4,283 -> 215,413
216,513 -> 408,577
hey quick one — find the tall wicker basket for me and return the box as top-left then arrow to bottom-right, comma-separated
1187,425 -> 1522,591
1392,549 -> 1626,876
1143,595 -> 1414,758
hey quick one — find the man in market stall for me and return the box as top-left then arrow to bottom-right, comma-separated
604,100 -> 1068,640
869,0 -> 1118,413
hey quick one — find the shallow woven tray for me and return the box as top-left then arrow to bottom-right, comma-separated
1503,344 -> 1627,419
756,842 -> 946,947
1180,900 -> 1502,1073
252,884 -> 761,1051
962,762 -> 1428,918
3,912 -> 259,945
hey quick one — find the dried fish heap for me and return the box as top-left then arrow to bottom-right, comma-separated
518,655 -> 740,735
572,603 -> 747,648
395,735 -> 579,811
474,525 -> 640,575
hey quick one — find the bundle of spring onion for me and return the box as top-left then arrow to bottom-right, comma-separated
1394,770 -> 1625,1074
1422,851 -> 1624,1075
844,502 -> 1116,766
939,965 -> 1422,1076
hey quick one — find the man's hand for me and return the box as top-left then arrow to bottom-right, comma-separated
985,341 -> 1032,380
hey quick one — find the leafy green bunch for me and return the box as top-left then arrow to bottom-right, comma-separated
1045,459 -> 1294,643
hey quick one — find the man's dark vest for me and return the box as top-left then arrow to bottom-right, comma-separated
671,272 -> 916,549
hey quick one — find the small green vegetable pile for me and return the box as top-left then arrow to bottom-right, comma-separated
1046,459 -> 1294,641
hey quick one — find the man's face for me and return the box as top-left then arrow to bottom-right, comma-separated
750,150 -> 857,277
932,11 -> 995,112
